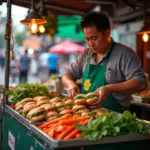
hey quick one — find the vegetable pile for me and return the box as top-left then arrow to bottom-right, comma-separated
38,114 -> 88,140
6,83 -> 49,104
76,111 -> 149,141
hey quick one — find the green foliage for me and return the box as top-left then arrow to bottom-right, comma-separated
14,31 -> 27,46
6,83 -> 49,104
76,111 -> 149,141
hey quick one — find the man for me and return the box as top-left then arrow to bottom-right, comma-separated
61,12 -> 147,112
48,53 -> 59,76
0,52 -> 5,70
19,49 -> 31,83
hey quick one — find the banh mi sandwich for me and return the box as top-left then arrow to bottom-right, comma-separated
74,94 -> 87,105
15,101 -> 22,108
81,111 -> 94,118
86,92 -> 99,105
36,99 -> 50,107
46,111 -> 58,121
22,104 -> 36,117
40,104 -> 54,112
64,99 -> 74,108
35,96 -> 50,101
21,98 -> 36,105
23,101 -> 36,108
59,109 -> 74,115
54,102 -> 66,111
50,97 -> 61,104
88,105 -> 101,113
15,103 -> 23,114
46,111 -> 58,118
27,107 -> 46,122
72,105 -> 88,114
96,109 -> 105,115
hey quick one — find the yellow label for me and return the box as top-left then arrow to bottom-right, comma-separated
84,79 -> 91,91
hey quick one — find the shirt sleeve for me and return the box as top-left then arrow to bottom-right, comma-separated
120,48 -> 147,84
62,50 -> 88,80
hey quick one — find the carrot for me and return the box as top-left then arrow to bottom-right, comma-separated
47,124 -> 55,128
64,129 -> 80,140
47,123 -> 60,133
43,124 -> 56,133
82,119 -> 88,125
57,125 -> 75,140
63,119 -> 88,140
55,133 -> 60,140
39,114 -> 71,128
48,128 -> 55,138
75,133 -> 82,139
44,128 -> 51,134
55,125 -> 67,133
58,117 -> 86,125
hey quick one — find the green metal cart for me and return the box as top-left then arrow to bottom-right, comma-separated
1,104 -> 150,150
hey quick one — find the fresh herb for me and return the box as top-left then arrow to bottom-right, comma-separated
76,111 -> 149,141
31,112 -> 45,117
75,96 -> 86,99
24,112 -> 28,118
86,95 -> 99,99
66,103 -> 73,106
6,83 -> 49,104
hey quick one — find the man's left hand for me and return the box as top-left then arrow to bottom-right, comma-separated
91,86 -> 111,105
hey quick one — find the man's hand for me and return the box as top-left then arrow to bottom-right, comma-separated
67,82 -> 80,98
92,86 -> 111,105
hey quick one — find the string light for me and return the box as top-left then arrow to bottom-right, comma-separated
39,25 -> 45,33
142,33 -> 149,42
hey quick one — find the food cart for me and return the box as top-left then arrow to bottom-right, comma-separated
1,103 -> 150,150
1,1 -> 150,150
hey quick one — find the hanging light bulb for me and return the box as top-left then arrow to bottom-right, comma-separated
20,0 -> 47,29
142,33 -> 149,42
39,25 -> 45,33
29,20 -> 39,33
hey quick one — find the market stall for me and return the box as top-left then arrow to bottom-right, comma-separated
0,81 -> 150,150
1,1 -> 150,150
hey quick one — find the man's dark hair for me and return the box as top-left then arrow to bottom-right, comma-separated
80,11 -> 110,32
25,49 -> 28,54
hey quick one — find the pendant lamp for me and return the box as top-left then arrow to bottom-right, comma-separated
20,0 -> 47,33
137,0 -> 150,42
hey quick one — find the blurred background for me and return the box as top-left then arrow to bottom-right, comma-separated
0,0 -> 150,86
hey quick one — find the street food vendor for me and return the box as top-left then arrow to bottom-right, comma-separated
61,11 -> 147,112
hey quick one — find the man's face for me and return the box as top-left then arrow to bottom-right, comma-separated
83,25 -> 110,54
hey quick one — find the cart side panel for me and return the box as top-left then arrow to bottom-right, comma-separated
2,112 -> 46,150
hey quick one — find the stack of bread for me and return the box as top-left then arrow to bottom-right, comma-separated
14,92 -> 105,122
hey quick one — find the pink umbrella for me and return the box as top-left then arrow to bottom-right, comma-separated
49,40 -> 85,54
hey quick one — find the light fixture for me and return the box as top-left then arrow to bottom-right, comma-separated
39,25 -> 45,33
137,22 -> 150,36
137,0 -> 150,39
29,20 -> 39,33
142,32 -> 149,42
136,0 -> 150,73
20,0 -> 47,33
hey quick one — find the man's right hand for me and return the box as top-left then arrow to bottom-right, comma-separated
67,82 -> 80,98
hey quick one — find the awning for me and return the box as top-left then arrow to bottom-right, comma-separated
49,40 -> 85,54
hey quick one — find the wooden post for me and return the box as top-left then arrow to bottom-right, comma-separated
143,41 -> 147,73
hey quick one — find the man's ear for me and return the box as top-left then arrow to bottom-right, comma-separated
105,29 -> 111,38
